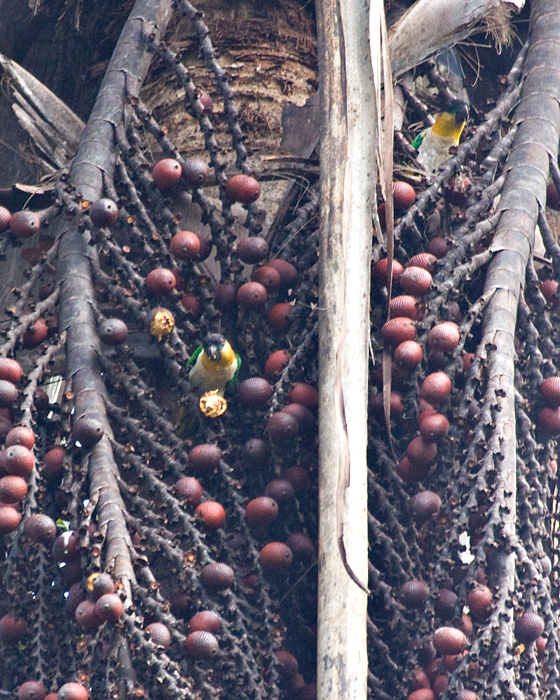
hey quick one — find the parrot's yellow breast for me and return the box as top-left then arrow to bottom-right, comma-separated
200,341 -> 235,370
431,112 -> 466,143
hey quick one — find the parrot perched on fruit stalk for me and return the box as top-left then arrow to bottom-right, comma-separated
411,100 -> 469,174
187,333 -> 241,398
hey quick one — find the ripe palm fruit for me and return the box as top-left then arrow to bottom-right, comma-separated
170,231 -> 201,260
99,318 -> 128,346
0,475 -> 27,503
392,181 -> 416,210
432,627 -> 466,655
145,268 -> 176,295
226,174 -> 261,204
245,497 -> 279,528
6,426 -> 35,449
406,253 -> 437,272
410,491 -> 441,525
382,317 -> 417,346
57,683 -> 89,700
259,542 -> 293,572
237,281 -> 268,309
0,206 -> 11,232
265,350 -> 289,379
0,358 -> 22,383
194,501 -> 226,531
88,572 -> 115,600
398,580 -> 429,608
540,376 -> 560,407
175,477 -> 203,507
89,198 -> 119,227
406,437 -> 437,467
514,611 -> 544,644
253,266 -> 282,293
95,593 -> 124,622
152,158 -> 182,188
237,378 -> 273,407
4,445 -> 34,478
466,585 -> 492,619
0,613 -> 27,642
420,372 -> 452,404
237,237 -> 269,263
199,562 -> 234,591
181,159 -> 210,187
399,266 -> 433,296
75,599 -> 102,630
389,295 -> 424,320
394,340 -> 423,368
146,622 -> 171,650
72,416 -> 104,447
188,444 -> 221,472
18,682 -> 47,700
189,611 -> 221,634
419,414 -> 449,442
23,514 -> 57,544
373,258 -> 404,285
0,506 -> 21,534
268,412 -> 298,442
10,211 -> 41,238
185,630 -> 219,659
22,319 -> 48,348
428,322 -> 460,353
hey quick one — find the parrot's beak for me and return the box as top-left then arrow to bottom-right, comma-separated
207,343 -> 220,361
456,103 -> 469,124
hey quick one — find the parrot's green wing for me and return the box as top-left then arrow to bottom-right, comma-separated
225,354 -> 242,394
186,344 -> 203,370
410,130 -> 426,151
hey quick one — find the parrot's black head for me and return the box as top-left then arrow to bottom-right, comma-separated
447,100 -> 469,125
203,333 -> 226,362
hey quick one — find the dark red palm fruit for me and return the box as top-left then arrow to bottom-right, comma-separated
6,427 -> 34,449
372,258 -> 404,285
540,376 -> 560,407
72,416 -> 104,447
0,613 -> 27,642
408,692 -> 435,700
22,319 -> 48,348
462,353 -> 475,372
170,231 -> 201,260
456,692 -> 478,700
0,416 -> 12,441
428,322 -> 460,353
214,281 -> 238,312
276,650 -> 299,678
399,266 -> 433,296
152,158 -> 182,188
38,281 -> 55,301
195,501 -> 226,531
60,559 -> 82,587
547,181 -> 560,208
429,350 -> 447,370
406,437 -> 437,467
0,206 -> 11,232
432,627 -> 466,655
514,611 -> 544,644
237,378 -> 273,407
406,253 -> 437,273
282,466 -> 311,493
536,636 -> 546,660
198,91 -> 213,114
420,372 -> 452,404
460,613 -> 473,639
282,403 -> 315,435
75,599 -> 102,630
466,585 -> 492,619
57,683 -> 89,700
396,457 -> 428,484
252,266 -> 282,293
145,268 -> 177,295
88,572 -> 115,600
4,445 -> 34,478
180,293 -> 202,318
64,584 -> 85,617
393,181 -> 416,210
192,236 -> 213,262
146,622 -> 171,650
89,198 -> 119,227
188,611 -> 221,634
394,340 -> 423,368
411,491 -> 441,525
399,580 -> 429,608
95,593 -> 123,622
43,447 -> 65,480
265,350 -> 289,379
0,358 -> 22,383
288,383 -> 318,410
389,295 -> 425,321
185,630 -> 219,659
175,477 -> 203,507
286,532 -> 315,562
52,531 -> 80,562
435,589 -> 458,620
426,237 -> 451,259
243,438 -> 270,467
0,506 -> 21,534
444,650 -> 466,672
23,514 -> 56,544
267,259 -> 298,287
181,159 -> 211,187
410,668 -> 431,690
199,562 -> 234,591
188,444 -> 222,472
236,237 -> 269,264
171,267 -> 186,292
370,392 -> 404,417
382,317 -> 417,346
541,279 -> 559,303
260,542 -> 293,572
265,478 -> 295,504
245,497 -> 279,528
538,407 -> 560,436
268,303 -> 294,332
432,675 -> 448,698
287,673 -> 306,692
226,174 -> 261,204
419,414 -> 449,442
18,681 -> 47,700
34,388 -> 49,411
237,281 -> 268,309
10,211 -> 41,238
268,411 -> 299,442
169,593 -> 191,619
0,475 -> 27,503
99,318 -> 128,346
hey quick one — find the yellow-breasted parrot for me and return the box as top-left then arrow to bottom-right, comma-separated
186,333 -> 241,397
412,100 -> 469,173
